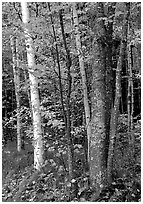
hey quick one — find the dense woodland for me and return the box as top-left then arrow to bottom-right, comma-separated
2,2 -> 141,202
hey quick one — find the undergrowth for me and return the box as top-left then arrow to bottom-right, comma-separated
2,120 -> 141,202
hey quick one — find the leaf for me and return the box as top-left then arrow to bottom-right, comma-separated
80,197 -> 86,201
97,17 -> 108,22
71,179 -> 76,183
78,186 -> 87,196
66,182 -> 71,187
115,11 -> 124,17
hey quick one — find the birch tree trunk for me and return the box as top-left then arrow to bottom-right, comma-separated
10,36 -> 21,152
21,2 -> 44,171
107,2 -> 130,183
72,2 -> 91,163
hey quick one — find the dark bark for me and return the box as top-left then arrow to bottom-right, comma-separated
104,2 -> 116,167
47,3 -> 67,127
72,2 -> 91,168
59,9 -> 75,200
10,36 -> 21,152
89,3 -> 116,197
48,4 -> 74,189
59,9 -> 74,183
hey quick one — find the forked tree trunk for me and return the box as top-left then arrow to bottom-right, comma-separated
10,36 -> 21,152
72,2 -> 91,163
21,2 -> 44,171
107,2 -> 130,183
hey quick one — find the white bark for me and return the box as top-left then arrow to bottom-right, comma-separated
72,3 -> 91,161
10,36 -> 21,152
21,2 -> 44,170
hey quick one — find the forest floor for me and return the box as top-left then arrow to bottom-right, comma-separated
2,120 -> 141,202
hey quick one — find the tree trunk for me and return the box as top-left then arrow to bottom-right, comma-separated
107,3 -> 130,183
59,9 -> 74,183
72,2 -> 91,164
105,2 -> 116,162
47,3 -> 67,126
15,38 -> 25,149
10,36 -> 21,152
89,3 -> 116,197
90,2 -> 108,195
21,2 -> 44,171
127,19 -> 134,144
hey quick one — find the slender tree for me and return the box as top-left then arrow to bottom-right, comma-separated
47,3 -> 74,186
127,44 -> 134,140
59,8 -> 74,183
104,2 -> 116,160
15,37 -> 26,149
72,2 -> 91,163
21,2 -> 44,171
107,2 -> 130,183
10,35 -> 21,152
127,18 -> 134,144
47,3 -> 67,127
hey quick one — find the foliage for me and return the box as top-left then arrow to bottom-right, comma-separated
2,119 -> 141,202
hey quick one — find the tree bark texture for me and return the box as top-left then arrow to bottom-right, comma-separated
72,2 -> 91,163
107,3 -> 130,183
10,36 -> 21,152
21,1 -> 44,171
90,2 -> 108,194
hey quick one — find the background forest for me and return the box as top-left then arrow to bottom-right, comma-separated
2,2 -> 141,202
